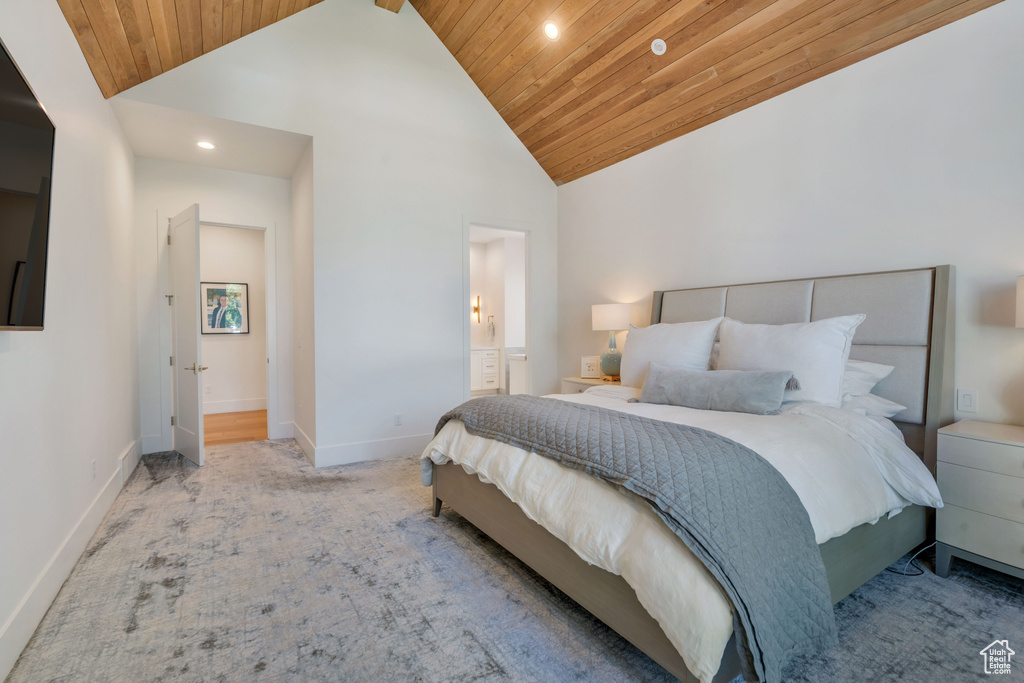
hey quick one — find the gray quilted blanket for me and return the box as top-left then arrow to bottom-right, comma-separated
435,395 -> 837,683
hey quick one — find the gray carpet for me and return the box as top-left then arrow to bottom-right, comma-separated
7,440 -> 1023,682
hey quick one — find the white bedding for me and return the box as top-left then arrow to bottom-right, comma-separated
421,386 -> 942,682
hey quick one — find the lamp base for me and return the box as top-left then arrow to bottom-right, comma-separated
600,374 -> 620,383
599,347 -> 621,378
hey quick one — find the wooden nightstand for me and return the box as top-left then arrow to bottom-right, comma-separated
935,420 -> 1024,580
560,377 -> 621,394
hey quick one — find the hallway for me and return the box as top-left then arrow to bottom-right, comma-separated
203,410 -> 267,446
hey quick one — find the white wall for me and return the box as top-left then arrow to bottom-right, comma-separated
0,2 -> 138,677
134,158 -> 294,450
504,235 -> 527,349
200,224 -> 267,414
291,143 -> 316,455
119,1 -> 559,466
485,238 -> 506,345
558,2 -> 1024,426
484,239 -> 506,389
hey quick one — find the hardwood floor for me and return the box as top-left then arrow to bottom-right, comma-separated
204,410 -> 268,446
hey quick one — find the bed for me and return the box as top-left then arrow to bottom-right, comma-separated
423,266 -> 955,682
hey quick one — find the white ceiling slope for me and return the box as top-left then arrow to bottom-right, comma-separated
110,98 -> 312,179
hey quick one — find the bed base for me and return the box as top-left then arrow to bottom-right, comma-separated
432,461 -> 925,683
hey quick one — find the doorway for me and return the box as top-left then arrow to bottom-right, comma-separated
168,206 -> 274,464
468,224 -> 529,397
198,222 -> 269,446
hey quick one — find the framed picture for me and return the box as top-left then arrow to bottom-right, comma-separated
201,282 -> 249,334
581,356 -> 600,379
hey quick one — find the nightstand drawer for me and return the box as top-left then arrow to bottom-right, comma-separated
937,505 -> 1024,570
938,462 -> 1024,523
938,433 -> 1024,479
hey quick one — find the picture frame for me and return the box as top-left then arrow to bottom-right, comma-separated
201,282 -> 249,335
581,356 -> 600,379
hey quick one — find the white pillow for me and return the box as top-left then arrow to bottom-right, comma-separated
842,393 -> 907,419
717,314 -> 865,407
619,318 -> 722,388
843,359 -> 894,397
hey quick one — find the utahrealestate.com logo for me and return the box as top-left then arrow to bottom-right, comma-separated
980,640 -> 1015,675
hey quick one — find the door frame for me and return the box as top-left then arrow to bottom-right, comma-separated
156,216 -> 285,452
462,215 -> 532,402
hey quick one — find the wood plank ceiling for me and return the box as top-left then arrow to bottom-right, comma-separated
57,0 -> 1002,183
411,0 -> 1002,184
55,0 -> 327,99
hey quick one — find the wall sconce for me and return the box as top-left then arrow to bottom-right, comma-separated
472,295 -> 481,323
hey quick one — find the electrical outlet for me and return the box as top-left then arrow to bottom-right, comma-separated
956,388 -> 978,414
204,385 -> 212,395
91,460 -> 96,480
393,414 -> 402,426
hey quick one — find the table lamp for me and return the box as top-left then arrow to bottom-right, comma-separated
592,303 -> 631,380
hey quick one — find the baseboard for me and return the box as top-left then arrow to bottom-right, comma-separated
268,421 -> 294,440
313,433 -> 433,468
202,398 -> 267,415
141,434 -> 169,455
118,441 -> 141,487
293,422 -> 316,465
0,439 -> 136,679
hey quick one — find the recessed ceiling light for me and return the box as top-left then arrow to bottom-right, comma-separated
543,22 -> 559,41
651,39 -> 667,56
196,141 -> 216,150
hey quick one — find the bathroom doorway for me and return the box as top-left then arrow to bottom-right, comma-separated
468,224 -> 528,397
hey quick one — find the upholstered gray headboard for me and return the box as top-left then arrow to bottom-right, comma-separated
651,266 -> 955,473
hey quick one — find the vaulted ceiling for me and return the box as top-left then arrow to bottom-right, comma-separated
58,0 -> 1001,184
55,0 -> 327,98
413,0 -> 1001,183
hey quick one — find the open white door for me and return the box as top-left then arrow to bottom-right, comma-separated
169,204 -> 204,466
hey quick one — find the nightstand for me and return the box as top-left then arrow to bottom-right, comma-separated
560,377 -> 620,394
935,420 -> 1024,580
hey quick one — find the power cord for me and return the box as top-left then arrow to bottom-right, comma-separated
885,541 -> 936,576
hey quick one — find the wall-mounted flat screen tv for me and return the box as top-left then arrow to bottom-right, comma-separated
0,39 -> 54,331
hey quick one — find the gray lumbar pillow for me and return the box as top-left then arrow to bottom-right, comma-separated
639,362 -> 797,415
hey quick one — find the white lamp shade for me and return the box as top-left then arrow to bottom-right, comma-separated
592,303 -> 631,331
1017,276 -> 1024,328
